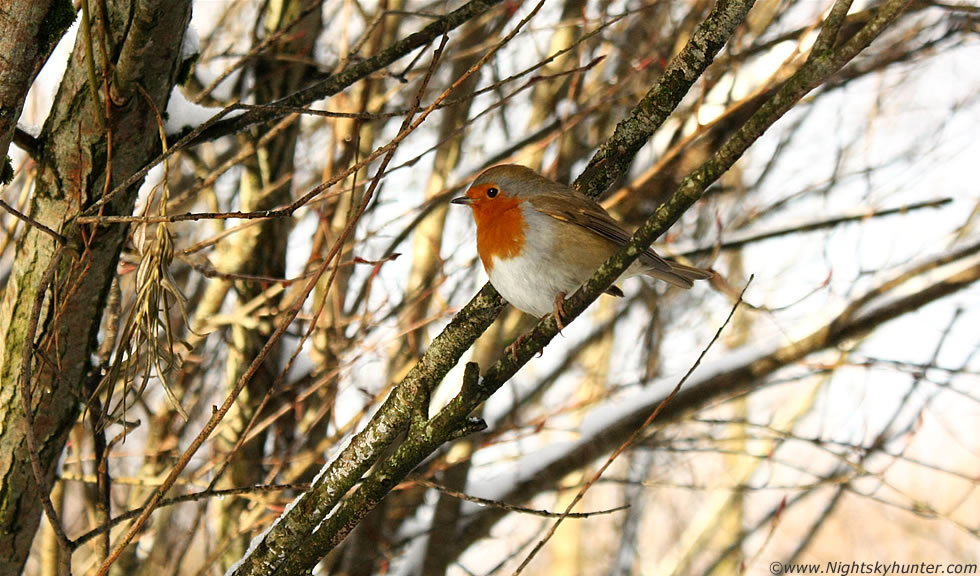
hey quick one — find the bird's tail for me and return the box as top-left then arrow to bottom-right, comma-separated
645,261 -> 713,289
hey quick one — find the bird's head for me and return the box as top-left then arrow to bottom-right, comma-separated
451,164 -> 554,214
451,165 -> 548,265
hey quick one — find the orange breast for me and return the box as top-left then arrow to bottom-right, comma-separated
473,196 -> 526,271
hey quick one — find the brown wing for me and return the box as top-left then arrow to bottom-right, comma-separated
527,190 -> 676,273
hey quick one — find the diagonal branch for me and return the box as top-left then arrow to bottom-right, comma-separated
241,0 -> 756,572
272,0 -> 914,569
574,0 -> 757,199
255,3 -> 756,572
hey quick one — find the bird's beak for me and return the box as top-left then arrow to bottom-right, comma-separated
450,196 -> 474,206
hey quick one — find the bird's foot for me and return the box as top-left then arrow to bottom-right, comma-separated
506,334 -> 527,362
553,292 -> 567,332
505,293 -> 567,361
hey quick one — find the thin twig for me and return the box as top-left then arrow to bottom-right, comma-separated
512,276 -> 754,576
80,0 -> 106,130
679,197 -> 954,257
0,199 -> 68,244
73,482 -> 310,547
412,478 -> 629,519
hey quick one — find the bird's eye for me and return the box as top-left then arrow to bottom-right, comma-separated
486,187 -> 499,198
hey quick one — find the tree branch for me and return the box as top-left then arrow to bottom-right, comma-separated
234,2 -> 759,573
574,0 -> 757,199
0,200 -> 69,245
189,0 -> 505,145
286,0 -> 914,566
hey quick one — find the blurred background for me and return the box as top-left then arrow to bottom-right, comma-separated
2,0 -> 978,574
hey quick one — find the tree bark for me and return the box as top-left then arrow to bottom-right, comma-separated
0,0 -> 75,166
0,0 -> 192,571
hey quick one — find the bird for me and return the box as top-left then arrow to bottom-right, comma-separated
451,164 -> 712,328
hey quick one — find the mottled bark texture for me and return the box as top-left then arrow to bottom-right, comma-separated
0,0 -> 75,167
0,0 -> 192,571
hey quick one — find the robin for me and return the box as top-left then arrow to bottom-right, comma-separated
451,164 -> 711,329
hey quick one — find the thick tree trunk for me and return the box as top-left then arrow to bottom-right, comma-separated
0,1 -> 192,571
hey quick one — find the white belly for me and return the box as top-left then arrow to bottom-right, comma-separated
486,211 -> 589,318
488,257 -> 569,318
482,204 -> 648,318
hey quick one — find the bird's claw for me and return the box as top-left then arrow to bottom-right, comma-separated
505,293 -> 568,361
553,292 -> 567,333
506,333 -> 546,361
506,334 -> 526,362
